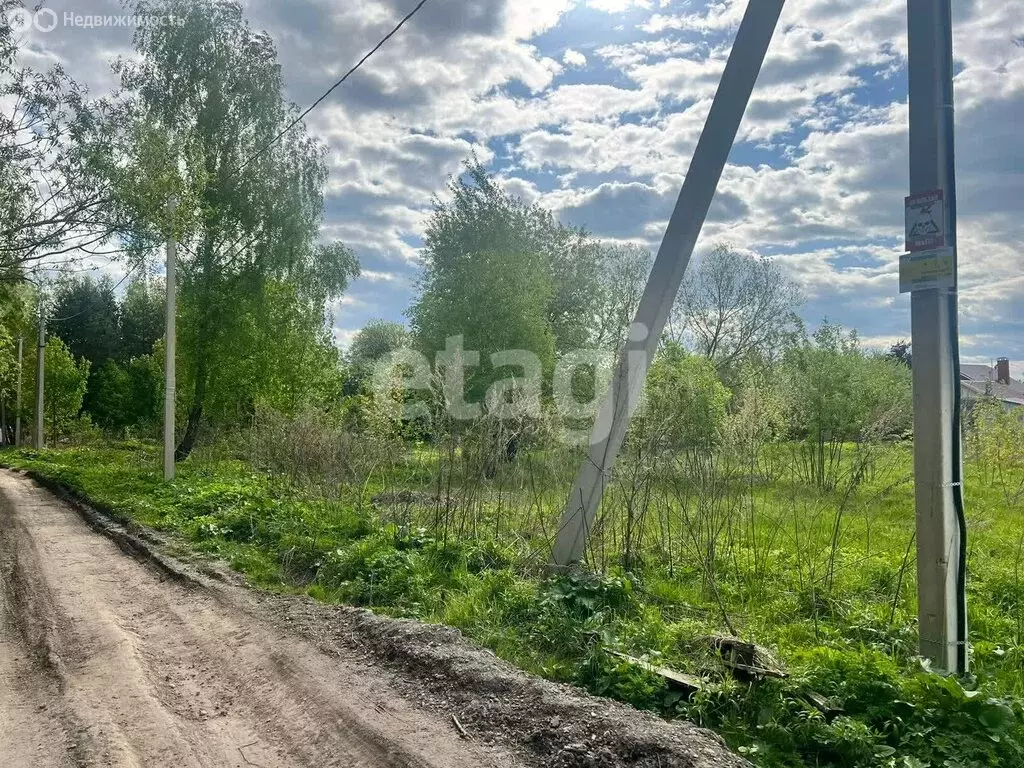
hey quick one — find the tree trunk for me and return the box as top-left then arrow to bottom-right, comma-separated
174,347 -> 208,461
175,231 -> 217,463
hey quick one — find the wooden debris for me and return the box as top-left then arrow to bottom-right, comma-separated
451,713 -> 469,739
607,650 -> 705,694
796,690 -> 844,720
701,635 -> 789,680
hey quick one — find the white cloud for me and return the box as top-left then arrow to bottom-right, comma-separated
563,48 -> 587,68
359,270 -> 401,283
9,0 -> 1020,364
587,0 -> 652,13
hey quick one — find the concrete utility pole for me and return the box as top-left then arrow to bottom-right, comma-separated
15,337 -> 23,447
163,198 -> 177,481
552,0 -> 786,567
906,0 -> 967,674
34,297 -> 45,450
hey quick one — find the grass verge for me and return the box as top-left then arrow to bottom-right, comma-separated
3,442 -> 1023,768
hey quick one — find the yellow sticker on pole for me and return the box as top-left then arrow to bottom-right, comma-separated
899,247 -> 955,294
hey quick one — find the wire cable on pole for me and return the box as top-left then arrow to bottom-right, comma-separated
233,0 -> 431,178
46,261 -> 146,323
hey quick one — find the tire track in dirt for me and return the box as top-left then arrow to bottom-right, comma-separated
0,470 -> 512,768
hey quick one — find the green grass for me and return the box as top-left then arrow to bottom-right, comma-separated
4,439 -> 1023,768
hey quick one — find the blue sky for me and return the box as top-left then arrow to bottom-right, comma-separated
15,0 -> 1024,374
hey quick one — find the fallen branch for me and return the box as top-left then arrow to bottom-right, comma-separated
451,713 -> 469,739
238,740 -> 263,767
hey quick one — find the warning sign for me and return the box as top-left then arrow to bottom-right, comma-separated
905,189 -> 945,252
899,247 -> 955,293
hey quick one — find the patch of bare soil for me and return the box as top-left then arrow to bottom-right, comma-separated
0,468 -> 749,768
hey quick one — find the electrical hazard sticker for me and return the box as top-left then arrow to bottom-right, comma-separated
905,189 -> 945,252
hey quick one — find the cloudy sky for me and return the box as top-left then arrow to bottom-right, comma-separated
13,0 -> 1024,373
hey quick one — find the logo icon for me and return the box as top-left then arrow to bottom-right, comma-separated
4,6 -> 58,33
5,7 -> 33,31
34,8 -> 57,32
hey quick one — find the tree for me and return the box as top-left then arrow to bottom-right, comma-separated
672,245 -> 802,379
88,354 -> 162,432
21,336 -> 90,444
191,278 -> 349,420
115,0 -> 358,458
781,322 -> 912,489
887,339 -> 912,369
49,276 -> 120,367
0,280 -> 31,442
412,247 -> 555,408
645,341 -> 731,450
346,319 -> 410,395
349,320 -> 410,368
120,277 -> 164,360
592,242 -> 653,353
1,2 -> 124,281
416,160 -> 598,355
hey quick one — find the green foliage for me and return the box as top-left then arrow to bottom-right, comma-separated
119,278 -> 165,360
414,246 -> 556,404
88,355 -> 163,432
6,369 -> 1024,768
346,319 -> 411,393
781,323 -> 912,488
646,341 -> 731,449
21,337 -> 90,443
410,159 -> 596,363
0,283 -> 32,439
50,276 -> 120,367
114,0 -> 357,455
348,320 -> 409,366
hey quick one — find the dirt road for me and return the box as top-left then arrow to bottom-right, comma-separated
0,470 -> 514,768
0,469 -> 748,768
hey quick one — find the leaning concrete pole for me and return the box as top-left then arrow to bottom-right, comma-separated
552,0 -> 786,567
163,198 -> 178,481
34,298 -> 45,449
907,0 -> 967,674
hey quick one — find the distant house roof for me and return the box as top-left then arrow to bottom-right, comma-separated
960,364 -> 999,382
960,363 -> 1024,407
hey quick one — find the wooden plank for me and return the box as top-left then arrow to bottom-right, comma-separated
607,650 -> 705,693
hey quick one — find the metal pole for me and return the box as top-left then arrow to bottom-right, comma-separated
907,0 -> 966,674
14,336 -> 22,447
34,297 -> 45,450
163,198 -> 177,481
552,0 -> 786,567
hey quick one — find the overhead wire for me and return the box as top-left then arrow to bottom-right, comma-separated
45,260 -> 147,323
231,0 -> 431,179
181,0 -> 432,271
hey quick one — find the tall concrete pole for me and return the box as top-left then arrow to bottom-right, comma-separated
163,198 -> 177,481
34,297 -> 45,450
907,0 -> 967,674
551,0 -> 786,567
14,336 -> 23,447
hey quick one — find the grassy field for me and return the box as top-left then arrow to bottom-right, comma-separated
3,433 -> 1023,768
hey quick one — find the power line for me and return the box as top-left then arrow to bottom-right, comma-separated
233,0 -> 431,178
105,1 -> 433,280
47,261 -> 146,323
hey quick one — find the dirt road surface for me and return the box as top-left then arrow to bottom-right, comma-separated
0,469 -> 749,768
